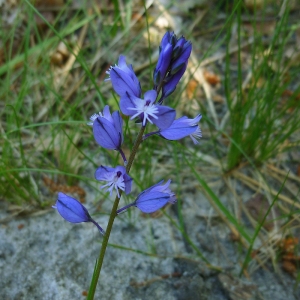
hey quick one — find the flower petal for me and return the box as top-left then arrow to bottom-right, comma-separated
110,68 -> 140,97
143,89 -> 157,104
158,115 -> 202,142
154,43 -> 173,83
120,93 -> 139,116
160,124 -> 198,140
117,55 -> 127,69
102,105 -> 113,122
160,31 -> 172,49
170,42 -> 192,75
93,117 -> 120,149
94,165 -> 115,181
54,193 -> 91,223
151,105 -> 176,130
150,179 -> 171,193
139,180 -> 164,196
123,173 -> 133,195
136,191 -> 170,213
162,62 -> 187,99
112,111 -> 123,144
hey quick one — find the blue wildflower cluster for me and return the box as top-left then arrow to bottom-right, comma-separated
53,32 -> 201,235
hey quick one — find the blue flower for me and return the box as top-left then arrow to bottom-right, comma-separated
170,39 -> 192,74
120,89 -> 175,129
153,32 -> 192,97
161,62 -> 187,100
53,193 -> 105,235
90,105 -> 123,151
106,55 -> 141,98
158,114 -> 202,144
117,180 -> 176,214
153,42 -> 173,86
135,180 -> 176,213
95,165 -> 132,198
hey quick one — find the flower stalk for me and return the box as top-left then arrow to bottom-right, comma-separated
52,31 -> 199,300
87,125 -> 146,299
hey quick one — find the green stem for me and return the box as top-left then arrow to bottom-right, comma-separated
87,126 -> 146,299
125,126 -> 146,173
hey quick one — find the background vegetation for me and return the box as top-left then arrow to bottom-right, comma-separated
1,0 -> 299,277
